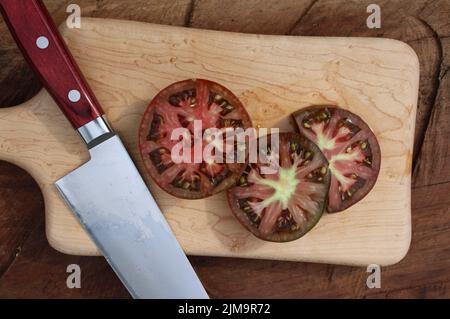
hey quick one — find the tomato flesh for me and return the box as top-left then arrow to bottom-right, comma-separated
139,79 -> 252,199
292,106 -> 381,213
227,133 -> 330,242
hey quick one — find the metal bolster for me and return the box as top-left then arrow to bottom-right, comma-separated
77,116 -> 113,147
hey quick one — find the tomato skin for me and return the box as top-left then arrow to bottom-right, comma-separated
292,106 -> 381,213
139,79 -> 252,199
227,133 -> 330,242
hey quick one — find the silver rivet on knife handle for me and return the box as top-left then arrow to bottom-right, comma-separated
77,116 -> 113,148
36,35 -> 49,49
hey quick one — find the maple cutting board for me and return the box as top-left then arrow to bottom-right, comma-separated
0,18 -> 419,266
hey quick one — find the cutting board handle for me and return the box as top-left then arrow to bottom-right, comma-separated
0,0 -> 104,129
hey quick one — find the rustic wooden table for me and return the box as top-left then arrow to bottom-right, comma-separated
0,0 -> 449,298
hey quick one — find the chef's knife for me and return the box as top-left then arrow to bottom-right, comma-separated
0,0 -> 208,299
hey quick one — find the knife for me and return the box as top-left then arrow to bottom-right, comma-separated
0,0 -> 208,299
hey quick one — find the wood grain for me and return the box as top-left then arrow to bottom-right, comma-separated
412,0 -> 450,187
0,161 -> 43,277
0,18 -> 418,265
0,222 -> 130,298
0,0 -> 192,108
0,181 -> 447,299
190,0 -> 315,34
189,182 -> 450,298
413,72 -> 450,187
288,0 -> 439,166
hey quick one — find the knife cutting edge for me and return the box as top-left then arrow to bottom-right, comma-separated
0,0 -> 208,299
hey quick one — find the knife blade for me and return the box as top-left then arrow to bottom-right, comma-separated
0,0 -> 208,299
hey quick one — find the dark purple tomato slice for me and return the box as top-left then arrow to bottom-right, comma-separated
292,106 -> 381,213
139,79 -> 252,199
227,133 -> 330,242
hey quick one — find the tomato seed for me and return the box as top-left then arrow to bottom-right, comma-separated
361,141 -> 367,150
182,181 -> 190,189
290,142 -> 297,152
147,114 -> 163,141
220,118 -> 243,128
168,95 -> 179,106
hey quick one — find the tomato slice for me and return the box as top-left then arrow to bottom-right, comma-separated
227,133 -> 330,242
139,79 -> 252,199
292,106 -> 381,213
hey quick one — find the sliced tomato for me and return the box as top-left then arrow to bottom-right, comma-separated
227,133 -> 330,242
139,79 -> 252,199
292,106 -> 381,213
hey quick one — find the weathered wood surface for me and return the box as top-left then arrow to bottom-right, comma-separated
0,0 -> 449,298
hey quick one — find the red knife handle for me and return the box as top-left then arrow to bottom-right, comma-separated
0,0 -> 104,129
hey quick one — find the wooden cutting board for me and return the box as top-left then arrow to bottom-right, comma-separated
0,18 -> 419,266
